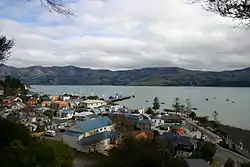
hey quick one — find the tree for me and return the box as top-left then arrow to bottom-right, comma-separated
44,110 -> 56,119
224,158 -> 234,167
212,110 -> 219,122
0,118 -> 74,167
145,107 -> 154,115
185,98 -> 192,116
172,97 -> 180,114
153,97 -> 160,111
0,35 -> 14,63
180,104 -> 185,116
193,0 -> 250,28
200,141 -> 217,162
189,111 -> 197,120
97,137 -> 184,167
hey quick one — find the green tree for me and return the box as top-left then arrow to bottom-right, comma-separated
145,107 -> 154,115
212,110 -> 219,122
203,0 -> 250,28
0,35 -> 14,63
172,97 -> 180,114
152,97 -> 160,111
97,137 -> 183,167
189,111 -> 197,120
44,110 -> 56,119
185,98 -> 192,116
0,118 -> 74,167
224,158 -> 234,167
200,141 -> 217,162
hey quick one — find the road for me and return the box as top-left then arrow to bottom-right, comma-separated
184,118 -> 250,164
216,146 -> 249,163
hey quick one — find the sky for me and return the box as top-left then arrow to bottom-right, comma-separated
0,0 -> 250,71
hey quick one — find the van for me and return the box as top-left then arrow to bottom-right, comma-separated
45,130 -> 56,137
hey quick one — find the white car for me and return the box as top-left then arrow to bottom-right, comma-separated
45,130 -> 56,137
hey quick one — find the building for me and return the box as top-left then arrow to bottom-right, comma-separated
51,100 -> 69,109
75,111 -> 94,121
0,85 -> 4,96
58,109 -> 74,119
41,101 -> 51,107
81,100 -> 107,109
63,116 -> 118,151
151,114 -> 165,126
136,119 -> 153,130
27,99 -> 38,106
134,131 -> 154,140
162,114 -> 184,124
158,132 -> 197,156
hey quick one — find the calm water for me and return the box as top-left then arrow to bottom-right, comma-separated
31,85 -> 250,130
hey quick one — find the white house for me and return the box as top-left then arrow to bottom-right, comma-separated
63,116 -> 118,152
151,114 -> 165,127
75,111 -> 93,121
81,100 -> 107,109
58,109 -> 74,119
0,89 -> 4,96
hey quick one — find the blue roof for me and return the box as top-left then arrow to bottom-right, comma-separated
59,109 -> 74,114
137,119 -> 153,125
76,116 -> 113,133
78,131 -> 119,145
64,130 -> 83,137
126,114 -> 141,120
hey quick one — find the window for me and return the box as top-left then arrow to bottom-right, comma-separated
104,127 -> 106,130
99,128 -> 103,131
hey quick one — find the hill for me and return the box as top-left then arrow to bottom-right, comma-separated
0,65 -> 250,86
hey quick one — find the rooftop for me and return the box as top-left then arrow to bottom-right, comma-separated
82,99 -> 106,104
75,116 -> 113,133
75,111 -> 93,117
59,109 -> 74,114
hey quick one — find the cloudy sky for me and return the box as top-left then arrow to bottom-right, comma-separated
0,0 -> 250,71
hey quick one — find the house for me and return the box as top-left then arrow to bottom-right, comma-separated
41,101 -> 51,107
58,109 -> 74,119
75,111 -> 93,121
49,95 -> 59,101
81,100 -> 107,109
151,115 -> 165,126
134,131 -> 154,139
0,85 -> 4,96
126,114 -> 143,121
27,99 -> 38,106
63,116 -> 117,150
136,119 -> 153,130
51,100 -> 69,109
184,159 -> 211,167
158,132 -> 197,156
162,114 -> 184,124
3,96 -> 23,105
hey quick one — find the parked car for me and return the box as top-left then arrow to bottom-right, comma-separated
45,130 -> 56,137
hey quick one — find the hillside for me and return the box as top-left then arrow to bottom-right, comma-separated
0,65 -> 250,86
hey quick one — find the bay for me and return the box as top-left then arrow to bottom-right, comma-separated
31,85 -> 250,130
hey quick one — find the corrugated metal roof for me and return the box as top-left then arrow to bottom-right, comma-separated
76,116 -> 113,133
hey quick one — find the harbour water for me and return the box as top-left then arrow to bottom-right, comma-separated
31,85 -> 250,130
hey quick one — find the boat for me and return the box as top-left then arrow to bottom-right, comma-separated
145,101 -> 148,102
161,102 -> 165,104
205,98 -> 208,101
192,107 -> 198,110
226,99 -> 229,101
232,101 -> 235,103
132,95 -> 135,98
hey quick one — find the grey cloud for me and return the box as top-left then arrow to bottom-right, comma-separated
1,0 -> 250,70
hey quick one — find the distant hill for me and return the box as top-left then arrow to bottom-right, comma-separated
0,65 -> 250,86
